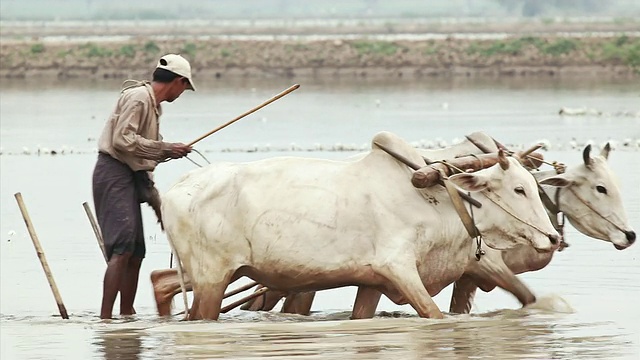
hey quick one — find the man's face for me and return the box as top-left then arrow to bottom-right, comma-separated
166,77 -> 189,102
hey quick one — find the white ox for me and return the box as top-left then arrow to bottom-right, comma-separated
273,141 -> 636,317
162,131 -> 561,320
448,142 -> 636,313
150,131 -> 507,315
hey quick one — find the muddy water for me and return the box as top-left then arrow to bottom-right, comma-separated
1,77 -> 638,359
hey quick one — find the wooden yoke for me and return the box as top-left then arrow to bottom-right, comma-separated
412,151 -> 545,188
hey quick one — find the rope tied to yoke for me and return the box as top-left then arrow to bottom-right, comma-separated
438,168 -> 485,260
434,156 -> 489,259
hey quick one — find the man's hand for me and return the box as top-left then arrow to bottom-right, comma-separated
168,143 -> 192,159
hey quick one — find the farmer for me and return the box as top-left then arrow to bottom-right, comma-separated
92,54 -> 195,319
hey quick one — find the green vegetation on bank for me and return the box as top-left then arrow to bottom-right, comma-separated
352,41 -> 402,56
465,36 -> 579,56
600,35 -> 640,69
5,35 -> 640,77
462,35 -> 639,71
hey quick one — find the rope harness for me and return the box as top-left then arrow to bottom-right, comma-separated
568,187 -> 628,233
538,184 -> 569,251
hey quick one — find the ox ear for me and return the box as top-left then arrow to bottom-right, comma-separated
540,175 -> 572,188
448,173 -> 488,192
583,144 -> 593,167
600,142 -> 611,160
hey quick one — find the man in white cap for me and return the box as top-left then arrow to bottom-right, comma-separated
92,54 -> 195,319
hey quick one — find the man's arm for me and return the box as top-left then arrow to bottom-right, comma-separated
112,100 -> 171,160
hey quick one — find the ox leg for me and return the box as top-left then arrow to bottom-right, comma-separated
240,286 -> 287,312
384,266 -> 444,319
351,287 -> 382,319
150,269 -> 193,316
192,271 -> 235,321
281,292 -> 316,315
449,276 -> 478,314
493,271 -> 536,307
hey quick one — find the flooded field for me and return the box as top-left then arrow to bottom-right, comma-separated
1,76 -> 638,359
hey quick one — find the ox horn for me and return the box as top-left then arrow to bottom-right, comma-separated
600,142 -> 611,160
498,149 -> 509,170
583,144 -> 593,167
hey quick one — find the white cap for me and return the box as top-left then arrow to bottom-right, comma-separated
155,54 -> 196,91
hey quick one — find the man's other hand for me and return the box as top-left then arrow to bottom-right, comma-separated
168,143 -> 192,159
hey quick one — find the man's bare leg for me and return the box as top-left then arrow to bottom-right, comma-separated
101,253 -> 132,319
120,257 -> 143,316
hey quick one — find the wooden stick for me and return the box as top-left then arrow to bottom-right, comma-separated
82,202 -> 107,262
412,151 -> 544,188
221,287 -> 270,314
224,281 -> 260,298
15,193 -> 69,319
188,84 -> 300,147
174,280 -> 262,316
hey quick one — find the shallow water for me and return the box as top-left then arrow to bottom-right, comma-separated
1,77 -> 638,359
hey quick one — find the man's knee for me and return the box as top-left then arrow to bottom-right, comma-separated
108,252 -> 133,266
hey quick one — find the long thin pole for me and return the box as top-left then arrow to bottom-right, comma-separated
221,287 -> 270,314
224,281 -> 260,299
187,84 -> 300,147
15,193 -> 69,319
174,280 -> 262,316
82,202 -> 107,261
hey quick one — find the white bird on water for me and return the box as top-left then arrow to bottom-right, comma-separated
568,138 -> 578,150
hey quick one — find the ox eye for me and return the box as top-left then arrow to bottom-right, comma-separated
596,185 -> 607,194
514,186 -> 526,196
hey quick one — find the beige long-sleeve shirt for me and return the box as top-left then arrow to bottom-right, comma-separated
97,81 -> 172,172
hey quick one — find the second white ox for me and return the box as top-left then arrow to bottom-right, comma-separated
162,131 -> 561,320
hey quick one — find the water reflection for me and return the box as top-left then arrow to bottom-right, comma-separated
95,311 -> 630,359
94,330 -> 143,360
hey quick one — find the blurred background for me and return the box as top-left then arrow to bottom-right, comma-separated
2,0 -> 640,20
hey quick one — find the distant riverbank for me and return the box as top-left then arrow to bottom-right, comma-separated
1,33 -> 638,80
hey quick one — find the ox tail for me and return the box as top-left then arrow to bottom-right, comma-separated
166,234 -> 190,320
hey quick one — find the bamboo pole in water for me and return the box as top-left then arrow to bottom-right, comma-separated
82,202 -> 107,261
15,192 -> 69,319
